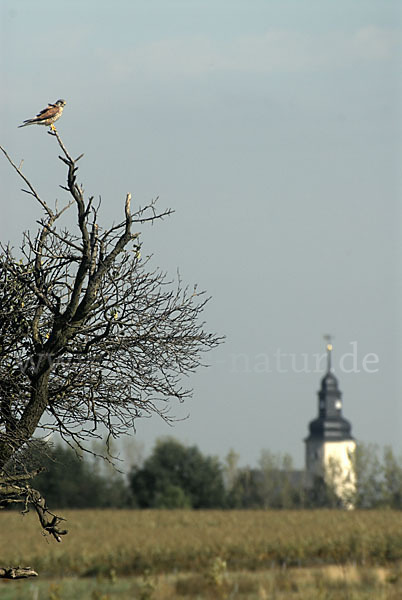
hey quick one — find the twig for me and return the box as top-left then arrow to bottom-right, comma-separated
0,146 -> 53,217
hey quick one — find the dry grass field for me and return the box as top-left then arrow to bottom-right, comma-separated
0,509 -> 402,598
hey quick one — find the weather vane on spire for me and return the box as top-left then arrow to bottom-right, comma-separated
323,334 -> 334,372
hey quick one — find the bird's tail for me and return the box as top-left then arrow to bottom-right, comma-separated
18,120 -> 34,128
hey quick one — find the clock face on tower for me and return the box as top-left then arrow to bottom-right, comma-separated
335,399 -> 342,410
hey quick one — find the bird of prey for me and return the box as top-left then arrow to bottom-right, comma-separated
18,99 -> 66,131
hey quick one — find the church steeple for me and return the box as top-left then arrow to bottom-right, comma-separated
305,337 -> 356,507
318,340 -> 342,419
307,339 -> 354,441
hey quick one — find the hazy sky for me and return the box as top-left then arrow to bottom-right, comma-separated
1,0 -> 402,468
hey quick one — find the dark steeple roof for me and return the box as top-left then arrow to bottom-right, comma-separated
306,342 -> 354,442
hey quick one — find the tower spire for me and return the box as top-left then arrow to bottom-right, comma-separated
323,334 -> 333,373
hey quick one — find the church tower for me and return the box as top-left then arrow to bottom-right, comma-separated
305,340 -> 356,506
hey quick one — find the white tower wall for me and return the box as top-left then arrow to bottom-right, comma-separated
306,437 -> 356,506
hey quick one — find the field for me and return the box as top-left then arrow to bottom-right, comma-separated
0,509 -> 402,599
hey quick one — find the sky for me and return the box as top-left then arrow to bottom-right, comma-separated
1,0 -> 402,469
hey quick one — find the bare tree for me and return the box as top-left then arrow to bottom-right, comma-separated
0,131 -> 222,575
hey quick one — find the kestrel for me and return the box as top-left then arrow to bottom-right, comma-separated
18,99 -> 66,131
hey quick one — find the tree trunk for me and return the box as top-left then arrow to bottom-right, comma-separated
0,370 -> 50,472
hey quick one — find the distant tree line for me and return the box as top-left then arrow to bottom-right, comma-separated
27,438 -> 402,510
